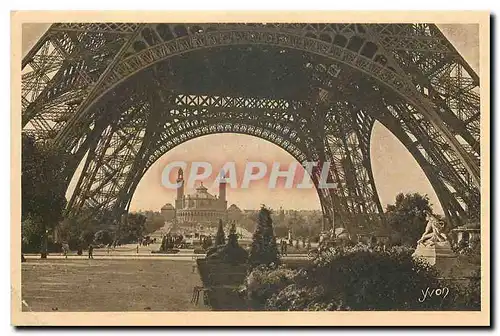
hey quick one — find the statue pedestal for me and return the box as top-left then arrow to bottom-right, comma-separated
413,241 -> 458,277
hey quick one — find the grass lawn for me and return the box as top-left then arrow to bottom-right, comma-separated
21,259 -> 208,312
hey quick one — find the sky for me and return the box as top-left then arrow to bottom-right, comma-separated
21,23 -> 479,212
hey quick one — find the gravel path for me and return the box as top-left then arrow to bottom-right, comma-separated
21,259 -> 208,312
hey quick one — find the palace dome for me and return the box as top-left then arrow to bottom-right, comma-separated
161,203 -> 175,210
188,183 -> 217,200
227,204 -> 242,212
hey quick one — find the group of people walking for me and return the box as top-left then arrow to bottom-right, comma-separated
279,237 -> 312,256
279,240 -> 288,256
60,242 -> 94,259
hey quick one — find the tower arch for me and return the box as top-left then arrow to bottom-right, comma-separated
21,23 -> 481,230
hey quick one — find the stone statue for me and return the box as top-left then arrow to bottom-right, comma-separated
413,212 -> 457,275
417,212 -> 448,246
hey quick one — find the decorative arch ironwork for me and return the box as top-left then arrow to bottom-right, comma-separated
21,22 -> 481,231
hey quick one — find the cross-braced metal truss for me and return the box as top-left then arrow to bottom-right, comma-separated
21,23 -> 481,231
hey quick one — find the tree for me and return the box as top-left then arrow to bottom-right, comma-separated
80,230 -> 95,246
119,213 -> 146,244
248,206 -> 280,269
273,225 -> 288,238
143,212 -> 167,234
94,229 -> 113,246
22,134 -> 68,257
206,223 -> 248,264
214,219 -> 226,246
21,216 -> 43,253
385,193 -> 433,246
57,210 -> 108,250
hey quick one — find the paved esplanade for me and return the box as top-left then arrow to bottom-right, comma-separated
24,243 -> 309,260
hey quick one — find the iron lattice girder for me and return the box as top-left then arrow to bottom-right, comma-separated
311,61 -> 479,222
66,92 -> 317,210
375,108 -> 471,225
22,23 -> 142,136
321,76 -> 479,224
21,22 -> 481,228
66,85 -> 383,228
66,88 -> 382,234
318,96 -> 383,221
23,23 -> 479,142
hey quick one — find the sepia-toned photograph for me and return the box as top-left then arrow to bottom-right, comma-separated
11,11 -> 490,326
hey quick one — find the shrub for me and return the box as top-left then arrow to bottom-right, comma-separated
308,243 -> 445,310
266,284 -> 348,311
48,242 -> 62,253
206,223 -> 248,265
244,242 -> 480,311
452,240 -> 481,266
442,269 -> 481,311
248,206 -> 280,269
243,265 -> 300,310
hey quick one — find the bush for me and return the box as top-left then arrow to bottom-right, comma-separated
267,284 -> 347,311
451,240 -> 481,266
243,242 -> 480,311
244,265 -> 300,310
47,240 -> 62,253
206,223 -> 248,265
151,249 -> 179,254
308,243 -> 445,310
442,269 -> 481,311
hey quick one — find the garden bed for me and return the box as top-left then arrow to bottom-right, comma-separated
196,258 -> 248,310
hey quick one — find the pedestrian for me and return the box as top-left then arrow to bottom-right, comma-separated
62,243 -> 69,259
136,245 -> 139,254
191,256 -> 197,273
88,244 -> 94,259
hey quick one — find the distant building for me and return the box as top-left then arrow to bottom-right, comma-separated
161,168 -> 230,229
159,170 -> 322,234
160,203 -> 175,221
227,204 -> 243,222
